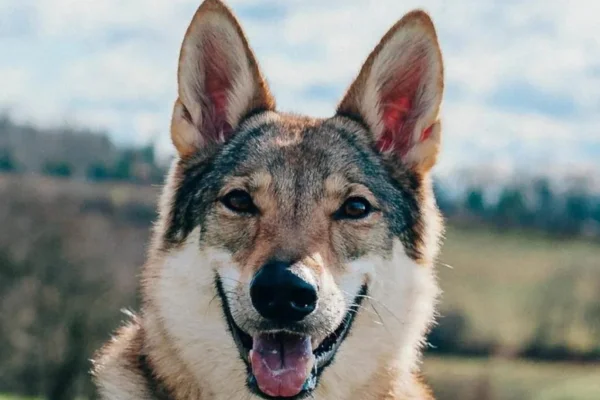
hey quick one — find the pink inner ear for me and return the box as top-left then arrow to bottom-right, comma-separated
201,36 -> 233,142
376,105 -> 433,154
420,125 -> 433,141
377,96 -> 412,153
374,54 -> 431,156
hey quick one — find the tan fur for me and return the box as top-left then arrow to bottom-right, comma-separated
93,1 -> 445,399
93,321 -> 151,400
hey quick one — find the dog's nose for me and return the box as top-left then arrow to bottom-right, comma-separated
250,261 -> 318,322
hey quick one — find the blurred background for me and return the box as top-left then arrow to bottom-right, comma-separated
1,1 -> 599,399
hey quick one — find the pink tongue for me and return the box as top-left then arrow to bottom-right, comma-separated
250,333 -> 314,398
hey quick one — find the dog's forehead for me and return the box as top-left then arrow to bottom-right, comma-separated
225,114 -> 375,193
169,113 -> 422,255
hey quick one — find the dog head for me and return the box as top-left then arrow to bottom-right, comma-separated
144,1 -> 444,399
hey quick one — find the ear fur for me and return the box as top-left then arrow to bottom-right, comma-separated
171,0 -> 275,158
337,10 -> 444,173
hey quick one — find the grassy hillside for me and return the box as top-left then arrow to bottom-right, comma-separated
436,226 -> 600,355
3,358 -> 600,400
424,356 -> 600,400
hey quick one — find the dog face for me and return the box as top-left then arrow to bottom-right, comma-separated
144,1 -> 444,399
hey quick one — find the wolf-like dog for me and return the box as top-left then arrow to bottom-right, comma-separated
92,0 -> 445,399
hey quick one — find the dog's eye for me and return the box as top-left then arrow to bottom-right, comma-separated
221,190 -> 257,214
337,197 -> 372,220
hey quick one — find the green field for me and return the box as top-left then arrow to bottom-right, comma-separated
0,397 -> 36,400
4,357 -> 600,400
436,226 -> 600,354
424,356 -> 600,400
424,226 -> 600,399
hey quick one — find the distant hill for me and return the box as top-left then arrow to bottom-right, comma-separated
0,114 -> 167,183
0,115 -> 119,178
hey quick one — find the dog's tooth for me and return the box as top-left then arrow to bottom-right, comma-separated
305,353 -> 316,376
311,336 -> 318,350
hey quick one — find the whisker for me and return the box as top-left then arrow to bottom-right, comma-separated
205,292 -> 220,316
341,289 -> 404,325
369,302 -> 394,339
346,303 -> 386,326
219,276 -> 244,284
437,261 -> 453,269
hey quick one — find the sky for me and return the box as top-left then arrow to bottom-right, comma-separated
1,0 -> 599,178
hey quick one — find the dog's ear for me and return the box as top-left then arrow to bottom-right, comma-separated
171,0 -> 275,158
337,11 -> 444,173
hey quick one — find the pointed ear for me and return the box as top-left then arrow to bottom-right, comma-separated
171,0 -> 275,158
337,10 -> 444,173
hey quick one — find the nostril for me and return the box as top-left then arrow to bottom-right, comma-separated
250,282 -> 275,310
290,286 -> 317,313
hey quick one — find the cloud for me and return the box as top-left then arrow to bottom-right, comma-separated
0,0 -> 598,172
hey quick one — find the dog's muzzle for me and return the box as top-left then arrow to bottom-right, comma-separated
215,269 -> 367,400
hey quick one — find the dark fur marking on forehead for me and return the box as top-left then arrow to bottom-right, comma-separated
165,118 -> 278,245
165,114 -> 426,260
240,106 -> 271,124
334,110 -> 371,133
323,119 -> 424,257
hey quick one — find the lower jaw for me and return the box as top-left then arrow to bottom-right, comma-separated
247,373 -> 317,400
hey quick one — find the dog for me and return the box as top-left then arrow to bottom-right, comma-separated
92,0 -> 445,398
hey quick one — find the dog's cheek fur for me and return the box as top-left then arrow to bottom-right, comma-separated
93,322 -> 153,400
146,234 -> 438,400
318,240 -> 439,399
148,229 -> 252,399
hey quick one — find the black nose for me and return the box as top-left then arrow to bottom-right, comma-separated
250,261 -> 318,322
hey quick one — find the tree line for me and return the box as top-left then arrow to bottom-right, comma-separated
0,114 -> 166,184
435,179 -> 600,239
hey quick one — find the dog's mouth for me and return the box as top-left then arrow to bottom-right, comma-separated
215,277 -> 367,399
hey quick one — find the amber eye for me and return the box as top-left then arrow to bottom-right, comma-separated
336,197 -> 372,220
221,190 -> 257,214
